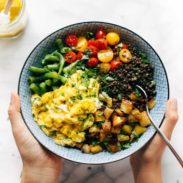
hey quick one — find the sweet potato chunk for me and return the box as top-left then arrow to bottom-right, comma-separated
102,120 -> 111,133
139,111 -> 151,127
95,110 -> 105,122
122,125 -> 132,134
120,99 -> 133,114
117,134 -> 130,142
115,108 -> 124,116
104,107 -> 114,119
90,145 -> 103,154
112,114 -> 126,127
148,98 -> 156,109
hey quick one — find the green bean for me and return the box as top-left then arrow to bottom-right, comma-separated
39,82 -> 47,93
42,54 -> 60,65
55,38 -> 64,50
60,47 -> 71,54
46,64 -> 59,71
44,72 -> 67,83
30,83 -> 41,94
63,60 -> 80,74
52,78 -> 59,85
45,79 -> 52,86
52,86 -> 59,90
30,66 -> 48,74
28,76 -> 45,83
53,51 -> 65,74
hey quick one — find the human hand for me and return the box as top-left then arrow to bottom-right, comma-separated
8,92 -> 62,183
130,99 -> 178,183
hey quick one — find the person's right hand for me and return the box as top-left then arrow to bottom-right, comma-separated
130,99 -> 179,183
8,92 -> 62,183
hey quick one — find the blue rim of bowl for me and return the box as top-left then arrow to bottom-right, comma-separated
18,21 -> 170,165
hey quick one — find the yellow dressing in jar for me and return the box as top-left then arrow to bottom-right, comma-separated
0,0 -> 27,38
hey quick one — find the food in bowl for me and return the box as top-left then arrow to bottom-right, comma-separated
29,29 -> 156,154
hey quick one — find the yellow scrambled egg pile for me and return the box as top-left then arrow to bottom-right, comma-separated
31,70 -> 101,147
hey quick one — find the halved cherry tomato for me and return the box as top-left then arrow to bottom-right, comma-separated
64,51 -> 77,63
98,48 -> 114,62
97,39 -> 108,50
65,35 -> 78,47
77,52 -> 83,60
76,37 -> 88,52
88,45 -> 98,57
122,44 -> 128,49
86,57 -> 98,67
119,48 -> 132,63
110,60 -> 122,70
106,32 -> 120,45
88,39 -> 99,48
95,29 -> 106,39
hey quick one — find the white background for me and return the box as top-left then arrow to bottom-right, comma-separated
0,0 -> 183,182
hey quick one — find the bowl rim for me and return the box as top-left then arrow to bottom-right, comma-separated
18,21 -> 170,165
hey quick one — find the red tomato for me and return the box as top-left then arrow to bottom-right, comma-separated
65,35 -> 78,47
97,39 -> 108,50
88,39 -> 99,48
95,29 -> 106,39
77,52 -> 83,60
88,45 -> 98,57
86,57 -> 98,67
110,60 -> 122,70
64,51 -> 77,63
122,44 -> 128,49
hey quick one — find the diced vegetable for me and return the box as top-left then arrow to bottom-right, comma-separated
107,143 -> 120,153
90,145 -> 103,154
133,125 -> 147,136
89,125 -> 100,133
102,120 -> 111,133
99,130 -> 106,142
112,114 -> 126,127
115,109 -> 124,116
117,134 -> 130,142
104,107 -> 114,119
95,111 -> 105,122
148,98 -> 156,109
139,111 -> 151,127
82,144 -> 90,153
122,125 -> 132,134
120,99 -> 133,114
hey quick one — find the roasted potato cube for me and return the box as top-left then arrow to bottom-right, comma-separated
115,109 -> 124,116
122,125 -> 132,134
111,126 -> 121,134
139,111 -> 151,127
82,144 -> 90,153
131,108 -> 141,120
120,99 -> 133,114
117,134 -> 130,142
148,98 -> 156,109
102,120 -> 111,133
95,111 -> 105,122
89,125 -> 100,133
112,114 -> 126,127
133,125 -> 147,135
90,145 -> 103,154
129,92 -> 139,101
104,107 -> 114,119
107,143 -> 120,153
127,114 -> 137,123
99,130 -> 106,142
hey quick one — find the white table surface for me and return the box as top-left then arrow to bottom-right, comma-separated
0,0 -> 183,182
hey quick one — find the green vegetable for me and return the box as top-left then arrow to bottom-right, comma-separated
55,38 -> 64,50
46,64 -> 59,71
42,53 -> 60,65
86,32 -> 94,39
121,142 -> 131,149
53,51 -> 65,74
63,60 -> 80,74
44,72 -> 67,83
45,79 -> 52,86
39,82 -> 47,93
29,83 -> 41,94
30,66 -> 48,74
60,47 -> 71,54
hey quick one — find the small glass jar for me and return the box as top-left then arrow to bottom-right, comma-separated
0,0 -> 27,38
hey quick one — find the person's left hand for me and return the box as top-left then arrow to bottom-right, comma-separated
8,92 -> 62,183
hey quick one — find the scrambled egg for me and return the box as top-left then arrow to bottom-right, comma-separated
31,70 -> 101,147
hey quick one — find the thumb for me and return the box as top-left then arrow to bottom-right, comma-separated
160,98 -> 178,140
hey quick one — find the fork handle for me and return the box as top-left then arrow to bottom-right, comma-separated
146,107 -> 183,168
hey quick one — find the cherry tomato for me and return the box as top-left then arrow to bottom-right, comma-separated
122,44 -> 128,49
86,57 -> 98,67
76,37 -> 88,52
97,48 -> 114,62
64,51 -> 77,63
65,35 -> 78,47
88,45 -> 98,57
88,39 -> 99,48
110,60 -> 122,70
77,52 -> 83,60
106,32 -> 120,45
99,63 -> 111,73
95,29 -> 106,39
97,39 -> 108,50
119,48 -> 132,63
